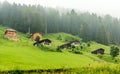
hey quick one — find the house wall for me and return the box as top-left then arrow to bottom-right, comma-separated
4,30 -> 19,41
5,31 -> 16,37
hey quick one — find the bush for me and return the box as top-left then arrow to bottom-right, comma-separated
72,48 -> 83,54
26,32 -> 31,38
80,46 -> 83,49
57,35 -> 62,40
35,36 -> 40,42
73,50 -> 83,54
56,46 -> 62,52
87,42 -> 91,47
110,45 -> 119,59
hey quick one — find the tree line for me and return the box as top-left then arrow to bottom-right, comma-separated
0,1 -> 120,45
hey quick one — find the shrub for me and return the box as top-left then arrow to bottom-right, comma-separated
35,36 -> 40,42
56,46 -> 62,52
57,35 -> 62,40
110,45 -> 119,59
26,32 -> 31,38
87,42 -> 91,47
74,50 -> 83,54
72,48 -> 83,54
80,46 -> 83,49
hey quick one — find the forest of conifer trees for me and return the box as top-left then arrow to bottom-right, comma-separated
0,1 -> 120,45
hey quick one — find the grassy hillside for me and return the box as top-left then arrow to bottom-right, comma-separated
0,26 -> 116,72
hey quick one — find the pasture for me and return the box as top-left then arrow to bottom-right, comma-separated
0,26 -> 119,73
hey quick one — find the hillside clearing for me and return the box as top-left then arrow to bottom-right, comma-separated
0,26 -> 116,72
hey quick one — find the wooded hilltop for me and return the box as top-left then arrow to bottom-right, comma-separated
0,1 -> 120,45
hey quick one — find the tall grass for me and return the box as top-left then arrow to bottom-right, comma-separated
1,64 -> 120,74
76,64 -> 120,74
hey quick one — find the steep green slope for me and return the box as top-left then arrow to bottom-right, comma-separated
0,26 -> 112,71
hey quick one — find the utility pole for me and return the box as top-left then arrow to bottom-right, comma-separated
45,22 -> 47,34
28,24 -> 31,34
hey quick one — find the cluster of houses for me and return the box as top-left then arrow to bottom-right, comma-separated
4,28 -> 52,45
4,29 -> 42,41
4,29 -> 105,55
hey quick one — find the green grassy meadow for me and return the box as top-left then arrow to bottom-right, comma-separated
0,26 -> 120,73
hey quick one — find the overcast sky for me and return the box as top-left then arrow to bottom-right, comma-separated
0,0 -> 120,18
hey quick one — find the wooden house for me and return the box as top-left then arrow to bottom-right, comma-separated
4,29 -> 19,41
91,48 -> 105,55
31,33 -> 42,41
